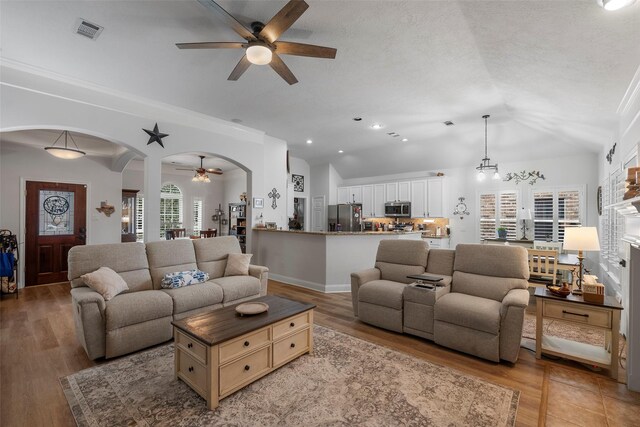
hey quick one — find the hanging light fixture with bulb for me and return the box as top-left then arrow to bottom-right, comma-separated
476,114 -> 500,181
600,0 -> 636,11
44,130 -> 86,159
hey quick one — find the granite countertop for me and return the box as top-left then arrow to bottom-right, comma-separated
421,234 -> 450,239
252,228 -> 423,236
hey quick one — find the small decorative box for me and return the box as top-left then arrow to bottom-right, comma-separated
583,282 -> 605,304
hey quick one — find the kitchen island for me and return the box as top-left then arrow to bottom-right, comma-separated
252,229 -> 422,293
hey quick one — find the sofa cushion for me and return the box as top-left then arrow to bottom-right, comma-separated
426,249 -> 455,276
68,242 -> 152,291
146,240 -> 197,289
376,239 -> 429,267
211,276 -> 261,303
105,290 -> 173,331
375,262 -> 426,284
454,244 -> 529,279
81,267 -> 129,301
161,282 -> 224,314
452,271 -> 528,302
194,236 -> 242,279
358,280 -> 405,310
434,292 -> 502,335
224,253 -> 252,277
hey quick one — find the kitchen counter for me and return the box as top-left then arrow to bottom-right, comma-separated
252,228 -> 422,293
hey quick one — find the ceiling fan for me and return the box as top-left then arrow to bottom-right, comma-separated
176,155 -> 223,182
176,0 -> 337,85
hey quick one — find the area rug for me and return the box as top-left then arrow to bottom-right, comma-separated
61,325 -> 519,427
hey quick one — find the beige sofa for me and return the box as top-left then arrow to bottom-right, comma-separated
351,241 -> 530,363
68,236 -> 268,360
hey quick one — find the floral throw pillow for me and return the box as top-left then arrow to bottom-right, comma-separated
161,269 -> 209,289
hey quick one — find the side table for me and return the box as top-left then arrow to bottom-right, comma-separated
534,287 -> 623,379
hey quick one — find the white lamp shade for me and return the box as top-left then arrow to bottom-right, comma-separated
518,208 -> 532,220
44,146 -> 85,159
563,227 -> 600,251
246,45 -> 273,65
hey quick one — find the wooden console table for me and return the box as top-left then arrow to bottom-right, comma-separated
535,287 -> 623,379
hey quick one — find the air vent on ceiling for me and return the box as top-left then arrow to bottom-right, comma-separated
443,121 -> 454,126
74,18 -> 104,40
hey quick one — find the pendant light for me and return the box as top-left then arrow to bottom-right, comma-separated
476,115 -> 500,181
601,0 -> 636,11
44,130 -> 86,159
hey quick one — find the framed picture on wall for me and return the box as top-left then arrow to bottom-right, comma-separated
292,174 -> 304,192
253,198 -> 264,209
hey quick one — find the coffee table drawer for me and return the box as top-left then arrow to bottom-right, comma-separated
219,327 -> 270,364
273,327 -> 310,367
176,330 -> 207,364
273,311 -> 310,340
220,346 -> 271,397
177,349 -> 207,397
544,301 -> 611,328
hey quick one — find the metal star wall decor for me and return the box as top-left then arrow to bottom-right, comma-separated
142,123 -> 169,148
503,170 -> 546,185
268,188 -> 280,210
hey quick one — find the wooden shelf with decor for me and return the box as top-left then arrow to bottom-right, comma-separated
121,189 -> 139,242
229,203 -> 247,253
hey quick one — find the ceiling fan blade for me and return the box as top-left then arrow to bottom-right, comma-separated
176,168 -> 196,171
210,170 -> 224,175
205,168 -> 223,173
176,42 -> 245,50
269,53 -> 298,85
260,0 -> 309,43
197,0 -> 255,41
274,41 -> 336,59
228,55 -> 252,81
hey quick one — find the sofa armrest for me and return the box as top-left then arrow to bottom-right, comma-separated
249,264 -> 269,296
70,287 -> 106,360
499,288 -> 530,363
350,268 -> 381,317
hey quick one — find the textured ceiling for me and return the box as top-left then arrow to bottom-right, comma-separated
1,1 -> 639,179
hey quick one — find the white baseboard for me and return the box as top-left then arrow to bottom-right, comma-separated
269,273 -> 350,293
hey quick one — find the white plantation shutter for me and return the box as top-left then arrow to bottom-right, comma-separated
533,188 -> 583,243
533,191 -> 554,241
558,190 -> 581,242
479,193 -> 497,240
160,184 -> 183,239
135,196 -> 144,241
193,198 -> 203,234
607,169 -> 625,278
499,192 -> 518,240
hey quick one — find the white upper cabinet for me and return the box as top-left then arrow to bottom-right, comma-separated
337,186 -> 363,204
398,181 -> 411,201
337,187 -> 350,204
386,182 -> 398,202
373,184 -> 386,217
410,180 -> 427,218
362,185 -> 374,217
427,178 -> 444,217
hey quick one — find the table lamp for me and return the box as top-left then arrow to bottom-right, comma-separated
517,208 -> 532,240
563,227 -> 600,294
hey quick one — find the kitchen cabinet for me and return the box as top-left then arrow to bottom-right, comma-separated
373,184 -> 386,217
385,182 -> 398,202
410,180 -> 427,218
337,187 -> 350,204
398,181 -> 411,201
337,186 -> 362,204
427,178 -> 444,217
362,185 -> 374,217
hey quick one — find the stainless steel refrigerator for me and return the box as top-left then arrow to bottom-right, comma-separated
327,204 -> 363,232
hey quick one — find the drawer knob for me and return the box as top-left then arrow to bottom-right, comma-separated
187,343 -> 193,349
244,365 -> 251,371
290,343 -> 296,349
562,310 -> 589,318
188,366 -> 194,372
244,341 -> 250,347
290,322 -> 295,328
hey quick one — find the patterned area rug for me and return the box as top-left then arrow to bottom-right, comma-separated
61,325 -> 519,427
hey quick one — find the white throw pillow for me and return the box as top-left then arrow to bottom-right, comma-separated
224,253 -> 253,277
81,266 -> 129,301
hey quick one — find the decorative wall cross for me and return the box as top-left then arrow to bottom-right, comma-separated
268,188 -> 280,209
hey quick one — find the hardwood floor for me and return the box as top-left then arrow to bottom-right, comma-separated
1,281 -> 639,426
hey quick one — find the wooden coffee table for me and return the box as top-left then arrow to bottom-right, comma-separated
171,295 -> 315,410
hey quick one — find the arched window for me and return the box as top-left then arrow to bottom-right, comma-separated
160,184 -> 183,239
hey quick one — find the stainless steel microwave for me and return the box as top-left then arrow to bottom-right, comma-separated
385,201 -> 411,217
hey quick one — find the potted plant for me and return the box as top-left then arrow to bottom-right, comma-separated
497,227 -> 507,239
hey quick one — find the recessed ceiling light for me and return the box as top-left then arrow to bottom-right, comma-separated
443,121 -> 454,126
306,139 -> 313,144
353,117 -> 362,121
338,150 -> 344,153
371,123 -> 383,130
401,138 -> 408,142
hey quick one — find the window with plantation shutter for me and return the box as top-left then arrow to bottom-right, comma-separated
499,192 -> 518,240
479,191 -> 518,240
193,198 -> 203,234
532,188 -> 583,243
479,193 -> 496,240
135,196 -> 144,241
160,184 -> 183,239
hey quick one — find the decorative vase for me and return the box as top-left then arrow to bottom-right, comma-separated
497,229 -> 507,239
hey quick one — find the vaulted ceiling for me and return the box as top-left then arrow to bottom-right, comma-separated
1,1 -> 639,179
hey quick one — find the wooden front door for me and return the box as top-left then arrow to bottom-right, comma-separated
25,181 -> 87,286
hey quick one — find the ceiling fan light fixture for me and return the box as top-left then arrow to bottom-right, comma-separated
246,44 -> 273,65
44,130 -> 86,159
601,0 -> 636,10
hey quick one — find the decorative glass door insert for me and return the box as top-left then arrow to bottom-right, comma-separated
39,190 -> 74,235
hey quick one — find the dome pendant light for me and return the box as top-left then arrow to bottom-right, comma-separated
44,130 -> 86,159
476,115 -> 500,181
601,0 -> 636,11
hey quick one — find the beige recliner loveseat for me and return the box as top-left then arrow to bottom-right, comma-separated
351,241 -> 529,363
68,236 -> 268,360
